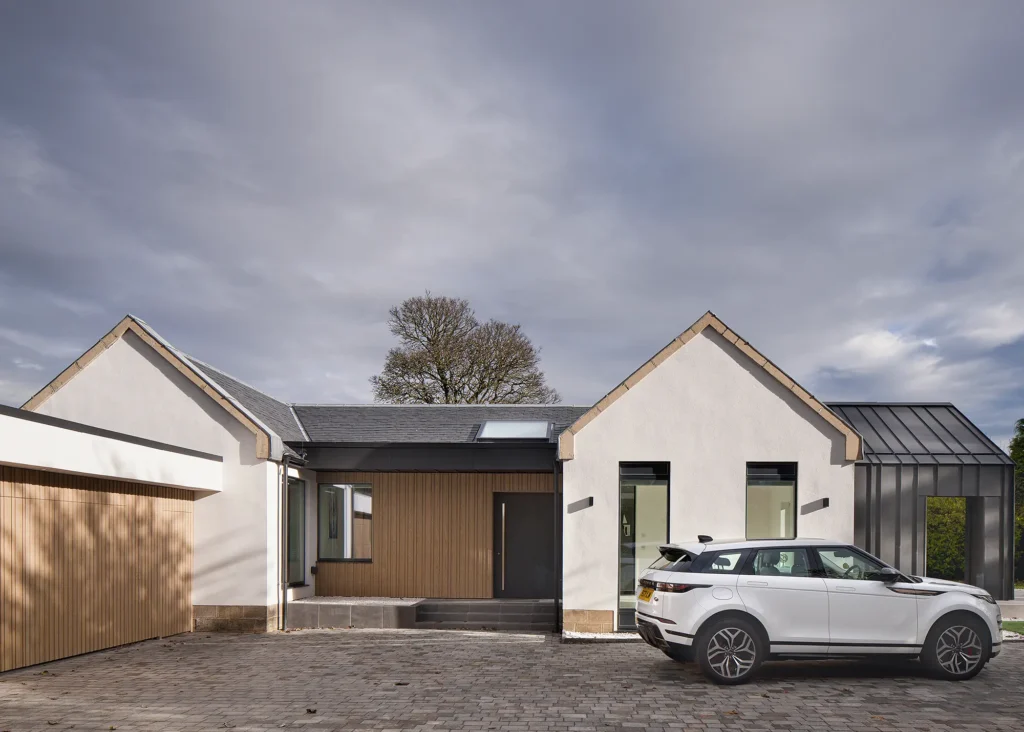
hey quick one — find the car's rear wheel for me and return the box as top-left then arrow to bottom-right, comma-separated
695,616 -> 765,684
921,614 -> 990,681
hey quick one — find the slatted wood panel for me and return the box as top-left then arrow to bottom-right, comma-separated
0,466 -> 193,672
315,472 -> 554,598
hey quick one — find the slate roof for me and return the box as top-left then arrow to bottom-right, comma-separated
292,404 -> 591,444
826,403 -> 1014,465
190,358 -> 308,443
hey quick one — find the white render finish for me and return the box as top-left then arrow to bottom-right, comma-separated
561,329 -> 856,627
33,331 -> 277,608
0,410 -> 222,492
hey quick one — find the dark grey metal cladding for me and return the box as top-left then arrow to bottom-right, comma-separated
899,465 -> 915,570
298,443 -> 558,472
837,402 -> 1014,600
852,462 -> 1015,600
878,466 -> 899,566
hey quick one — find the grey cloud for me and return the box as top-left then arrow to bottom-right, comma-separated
1,1 -> 1022,447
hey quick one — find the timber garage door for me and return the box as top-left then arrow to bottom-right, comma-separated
1,466 -> 194,672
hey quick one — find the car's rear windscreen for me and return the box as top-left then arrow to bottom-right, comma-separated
648,549 -> 695,573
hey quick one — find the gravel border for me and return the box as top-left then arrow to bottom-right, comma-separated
562,630 -> 642,643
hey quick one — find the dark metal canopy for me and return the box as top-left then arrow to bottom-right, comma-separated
826,403 -> 1014,466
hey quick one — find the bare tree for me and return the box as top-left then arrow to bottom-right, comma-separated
370,293 -> 560,404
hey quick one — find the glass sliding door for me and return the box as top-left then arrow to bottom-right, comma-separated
618,463 -> 669,628
287,478 -> 306,586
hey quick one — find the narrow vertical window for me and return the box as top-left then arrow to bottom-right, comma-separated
745,463 -> 797,540
318,483 -> 373,561
618,462 -> 669,628
286,478 -> 306,585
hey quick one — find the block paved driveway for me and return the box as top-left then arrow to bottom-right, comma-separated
1,630 -> 1021,731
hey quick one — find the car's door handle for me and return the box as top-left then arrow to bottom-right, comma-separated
744,580 -> 769,587
834,585 -> 856,593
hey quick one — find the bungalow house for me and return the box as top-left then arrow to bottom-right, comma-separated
2,310 -> 1014,669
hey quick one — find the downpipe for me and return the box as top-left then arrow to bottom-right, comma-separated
279,454 -> 290,631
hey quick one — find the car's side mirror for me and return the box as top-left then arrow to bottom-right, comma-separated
876,567 -> 900,583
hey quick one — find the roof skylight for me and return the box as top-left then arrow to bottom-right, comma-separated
477,420 -> 551,440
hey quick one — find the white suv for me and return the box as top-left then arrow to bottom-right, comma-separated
635,537 -> 1002,684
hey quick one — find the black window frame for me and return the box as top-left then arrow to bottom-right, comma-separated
617,461 -> 671,619
744,462 -> 799,540
316,482 -> 374,564
286,477 -> 307,586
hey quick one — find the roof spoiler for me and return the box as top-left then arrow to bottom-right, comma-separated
656,544 -> 688,562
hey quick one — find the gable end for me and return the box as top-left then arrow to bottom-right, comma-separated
21,316 -> 272,459
557,311 -> 862,462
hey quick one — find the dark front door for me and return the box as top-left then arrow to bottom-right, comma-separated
493,492 -> 554,598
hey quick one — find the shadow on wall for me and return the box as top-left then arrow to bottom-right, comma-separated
0,465 -> 194,672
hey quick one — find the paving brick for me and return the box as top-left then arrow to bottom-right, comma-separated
0,631 -> 1019,732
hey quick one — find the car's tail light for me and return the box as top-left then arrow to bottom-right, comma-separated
639,578 -> 708,593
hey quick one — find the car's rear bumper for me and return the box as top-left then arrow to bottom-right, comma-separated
636,613 -> 696,658
635,617 -> 668,649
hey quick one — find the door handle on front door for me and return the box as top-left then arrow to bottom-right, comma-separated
835,585 -> 856,593
745,580 -> 769,587
501,501 -> 506,591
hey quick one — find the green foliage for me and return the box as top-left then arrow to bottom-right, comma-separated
1011,419 -> 1024,579
926,497 -> 966,581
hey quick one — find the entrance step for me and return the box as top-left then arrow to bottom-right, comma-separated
415,599 -> 556,631
285,598 -> 422,630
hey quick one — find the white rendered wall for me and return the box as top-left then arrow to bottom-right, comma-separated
0,411 -> 221,492
34,331 -> 275,608
561,330 -> 855,627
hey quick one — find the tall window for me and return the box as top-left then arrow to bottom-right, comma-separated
618,462 -> 669,627
745,463 -> 796,540
318,483 -> 373,561
286,478 -> 306,585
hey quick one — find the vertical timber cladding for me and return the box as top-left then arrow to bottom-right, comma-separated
315,472 -> 554,598
0,466 -> 194,672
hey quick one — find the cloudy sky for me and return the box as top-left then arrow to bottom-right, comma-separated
1,2 -> 1022,448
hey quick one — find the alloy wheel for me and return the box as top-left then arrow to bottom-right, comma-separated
935,625 -> 983,676
706,627 -> 757,679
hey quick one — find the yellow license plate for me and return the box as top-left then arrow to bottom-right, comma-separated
638,587 -> 654,603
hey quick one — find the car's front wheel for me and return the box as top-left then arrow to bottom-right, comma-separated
921,614 -> 990,681
695,616 -> 765,684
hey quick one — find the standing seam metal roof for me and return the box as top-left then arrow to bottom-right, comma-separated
826,403 -> 1014,466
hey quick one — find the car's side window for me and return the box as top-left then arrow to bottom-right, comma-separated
814,547 -> 887,581
700,550 -> 745,574
746,548 -> 812,577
